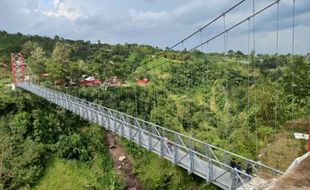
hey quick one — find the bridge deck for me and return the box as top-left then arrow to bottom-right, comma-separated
16,82 -> 282,190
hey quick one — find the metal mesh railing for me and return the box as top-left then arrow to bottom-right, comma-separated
16,82 -> 283,190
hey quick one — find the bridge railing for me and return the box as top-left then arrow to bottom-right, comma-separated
87,99 -> 284,177
17,82 -> 283,183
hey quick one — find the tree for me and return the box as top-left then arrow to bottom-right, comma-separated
68,61 -> 83,82
52,42 -> 71,64
228,50 -> 234,55
57,133 -> 87,160
236,50 -> 244,57
27,47 -> 47,80
44,42 -> 72,83
21,41 -> 40,59
46,58 -> 65,83
281,56 -> 310,106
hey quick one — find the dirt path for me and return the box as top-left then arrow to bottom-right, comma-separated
270,155 -> 310,190
105,132 -> 143,190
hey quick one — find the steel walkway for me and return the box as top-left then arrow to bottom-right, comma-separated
16,82 -> 283,190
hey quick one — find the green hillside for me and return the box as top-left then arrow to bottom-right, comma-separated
0,31 -> 309,189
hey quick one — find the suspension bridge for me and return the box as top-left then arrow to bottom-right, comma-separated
10,0 -> 303,189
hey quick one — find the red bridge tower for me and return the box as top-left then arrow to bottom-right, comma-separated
11,53 -> 25,85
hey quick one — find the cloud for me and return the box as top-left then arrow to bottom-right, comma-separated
0,0 -> 309,54
42,0 -> 84,21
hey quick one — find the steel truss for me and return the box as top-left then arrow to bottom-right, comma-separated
16,82 -> 283,190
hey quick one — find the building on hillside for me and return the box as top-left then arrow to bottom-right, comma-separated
80,76 -> 102,87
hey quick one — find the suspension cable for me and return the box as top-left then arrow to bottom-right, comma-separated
200,30 -> 203,52
200,29 -> 205,85
224,14 -> 227,54
170,0 -> 247,50
227,31 -> 230,143
291,0 -> 295,130
247,18 -> 251,129
205,43 -> 208,88
226,28 -> 229,55
135,84 -> 138,117
223,14 -> 229,141
142,0 -> 248,65
147,0 -> 281,71
144,87 -> 147,120
199,29 -> 204,90
252,0 -> 258,158
191,0 -> 280,52
248,18 -> 251,56
274,1 -> 279,137
274,1 -> 280,168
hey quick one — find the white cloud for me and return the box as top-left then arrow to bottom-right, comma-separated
129,9 -> 168,24
0,0 -> 309,54
42,0 -> 83,21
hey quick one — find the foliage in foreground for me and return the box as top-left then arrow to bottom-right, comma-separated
32,155 -> 122,190
0,87 -> 122,189
119,138 -> 218,190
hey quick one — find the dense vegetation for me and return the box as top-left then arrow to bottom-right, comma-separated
0,30 -> 309,189
0,64 -> 122,188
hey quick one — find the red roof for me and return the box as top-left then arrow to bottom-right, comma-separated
80,79 -> 102,86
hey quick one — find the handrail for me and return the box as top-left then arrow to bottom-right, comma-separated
17,82 -> 284,179
64,89 -> 283,175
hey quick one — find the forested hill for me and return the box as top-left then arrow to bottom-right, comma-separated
0,30 -> 160,64
0,31 -> 309,189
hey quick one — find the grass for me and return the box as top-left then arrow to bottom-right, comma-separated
32,155 -> 123,190
32,157 -> 96,190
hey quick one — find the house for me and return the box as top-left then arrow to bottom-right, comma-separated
80,76 -> 102,87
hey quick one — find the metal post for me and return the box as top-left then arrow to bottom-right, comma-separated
138,126 -> 142,145
108,117 -> 111,131
148,127 -> 154,151
208,158 -> 213,183
88,109 -> 92,121
107,110 -> 113,131
95,110 -> 99,124
79,105 -> 82,116
188,138 -> 194,174
205,144 -> 211,182
113,113 -> 117,132
160,128 -> 165,157
230,169 -> 236,190
206,144 -> 214,183
173,133 -> 179,164
129,118 -> 132,140
224,151 -> 228,165
121,120 -> 124,137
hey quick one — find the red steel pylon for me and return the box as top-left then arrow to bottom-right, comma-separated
11,53 -> 25,85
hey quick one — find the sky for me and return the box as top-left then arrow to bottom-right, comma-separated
0,0 -> 309,54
